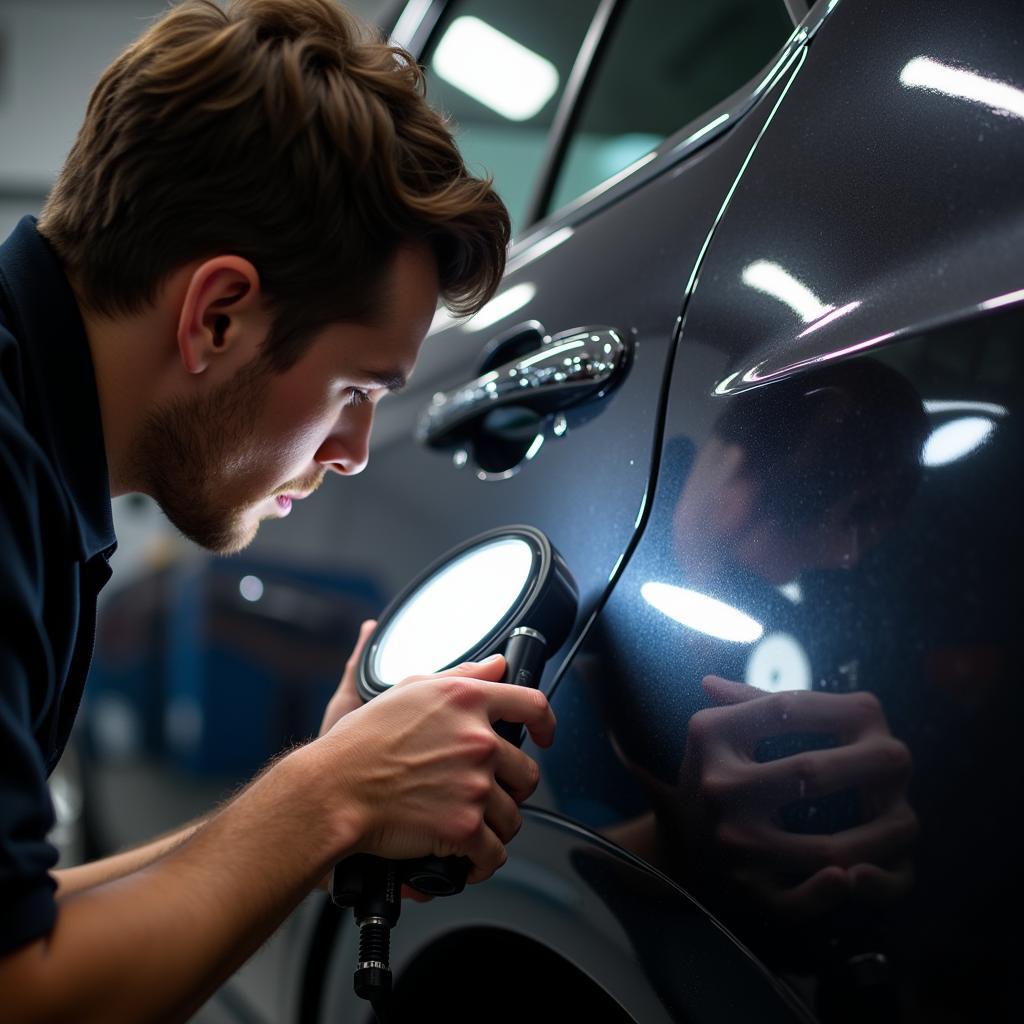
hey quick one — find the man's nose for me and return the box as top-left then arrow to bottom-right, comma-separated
315,408 -> 372,476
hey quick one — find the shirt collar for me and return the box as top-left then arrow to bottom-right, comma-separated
0,216 -> 116,562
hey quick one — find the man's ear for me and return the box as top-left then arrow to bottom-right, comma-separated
177,256 -> 263,375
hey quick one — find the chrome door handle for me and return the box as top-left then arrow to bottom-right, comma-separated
416,326 -> 629,447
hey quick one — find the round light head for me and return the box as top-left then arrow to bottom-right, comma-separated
359,525 -> 577,701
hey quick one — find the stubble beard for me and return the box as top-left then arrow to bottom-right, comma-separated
128,357 -> 273,555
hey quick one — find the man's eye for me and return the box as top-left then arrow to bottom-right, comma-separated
347,388 -> 371,407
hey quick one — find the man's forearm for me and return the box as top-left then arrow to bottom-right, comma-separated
1,743 -> 353,1024
53,819 -> 205,898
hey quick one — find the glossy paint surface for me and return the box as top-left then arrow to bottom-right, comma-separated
253,40 -> 804,696
528,0 -> 1024,1019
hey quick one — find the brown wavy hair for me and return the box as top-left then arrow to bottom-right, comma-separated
39,0 -> 510,369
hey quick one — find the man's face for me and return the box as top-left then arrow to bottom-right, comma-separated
132,244 -> 439,554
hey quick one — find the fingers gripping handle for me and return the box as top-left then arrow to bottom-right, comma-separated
494,627 -> 548,743
402,628 -> 551,898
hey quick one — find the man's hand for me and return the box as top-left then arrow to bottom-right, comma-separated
674,676 -> 916,920
310,652 -> 555,884
320,619 -> 377,736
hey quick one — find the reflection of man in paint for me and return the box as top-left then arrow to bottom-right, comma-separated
615,358 -> 929,924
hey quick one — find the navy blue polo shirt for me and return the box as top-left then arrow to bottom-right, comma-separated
0,216 -> 116,955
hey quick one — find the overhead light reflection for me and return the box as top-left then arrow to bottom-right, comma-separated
464,283 -> 537,332
571,151 -> 658,209
427,304 -> 463,337
518,338 -> 584,368
741,260 -> 834,322
389,0 -> 432,49
980,287 -> 1024,311
745,632 -> 812,693
433,17 -> 559,121
642,581 -> 763,643
505,227 -> 574,276
682,112 -> 730,147
796,300 -> 861,338
714,371 -> 742,395
921,416 -> 995,466
901,56 -> 1024,120
923,399 -> 1008,417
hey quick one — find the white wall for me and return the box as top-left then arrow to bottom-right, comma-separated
0,0 -> 386,236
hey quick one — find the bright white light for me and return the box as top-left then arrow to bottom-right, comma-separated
375,537 -> 534,685
797,300 -> 862,338
505,227 -> 574,275
980,287 -> 1024,311
921,416 -> 995,467
741,260 -> 834,323
390,0 -> 433,49
923,400 -> 1008,417
745,632 -> 812,693
682,112 -> 730,147
464,283 -> 537,332
239,575 -> 264,602
641,582 -> 763,644
573,151 -> 658,207
518,338 -> 583,368
777,581 -> 803,604
433,17 -> 559,121
427,305 -> 463,337
901,56 -> 1024,120
714,371 -> 741,395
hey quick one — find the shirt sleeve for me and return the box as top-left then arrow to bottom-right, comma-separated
0,393 -> 61,957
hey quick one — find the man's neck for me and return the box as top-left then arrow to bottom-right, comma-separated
72,272 -> 190,498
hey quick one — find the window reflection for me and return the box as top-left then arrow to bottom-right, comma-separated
433,17 -> 559,121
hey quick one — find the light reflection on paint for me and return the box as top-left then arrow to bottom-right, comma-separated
739,331 -> 897,386
745,632 -> 812,693
922,416 -> 995,466
980,287 -> 1024,311
464,283 -> 537,333
796,300 -> 862,338
505,227 -> 574,276
923,399 -> 1008,418
682,112 -> 730,147
741,260 -> 834,323
642,581 -> 763,643
901,56 -> 1024,120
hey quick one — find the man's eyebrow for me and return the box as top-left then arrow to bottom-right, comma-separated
364,369 -> 408,393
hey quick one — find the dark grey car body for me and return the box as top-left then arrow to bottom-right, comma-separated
85,0 -> 1024,1020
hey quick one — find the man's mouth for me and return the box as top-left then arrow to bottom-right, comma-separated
275,494 -> 293,515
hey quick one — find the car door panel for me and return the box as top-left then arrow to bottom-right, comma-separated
530,1 -> 1022,1020
252,47 -> 807,694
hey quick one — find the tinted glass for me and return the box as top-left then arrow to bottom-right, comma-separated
422,0 -> 600,235
548,0 -> 793,214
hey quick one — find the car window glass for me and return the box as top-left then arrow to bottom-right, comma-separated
421,0 -> 600,236
548,0 -> 794,216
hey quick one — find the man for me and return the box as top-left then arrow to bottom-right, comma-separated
0,1 -> 555,1020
